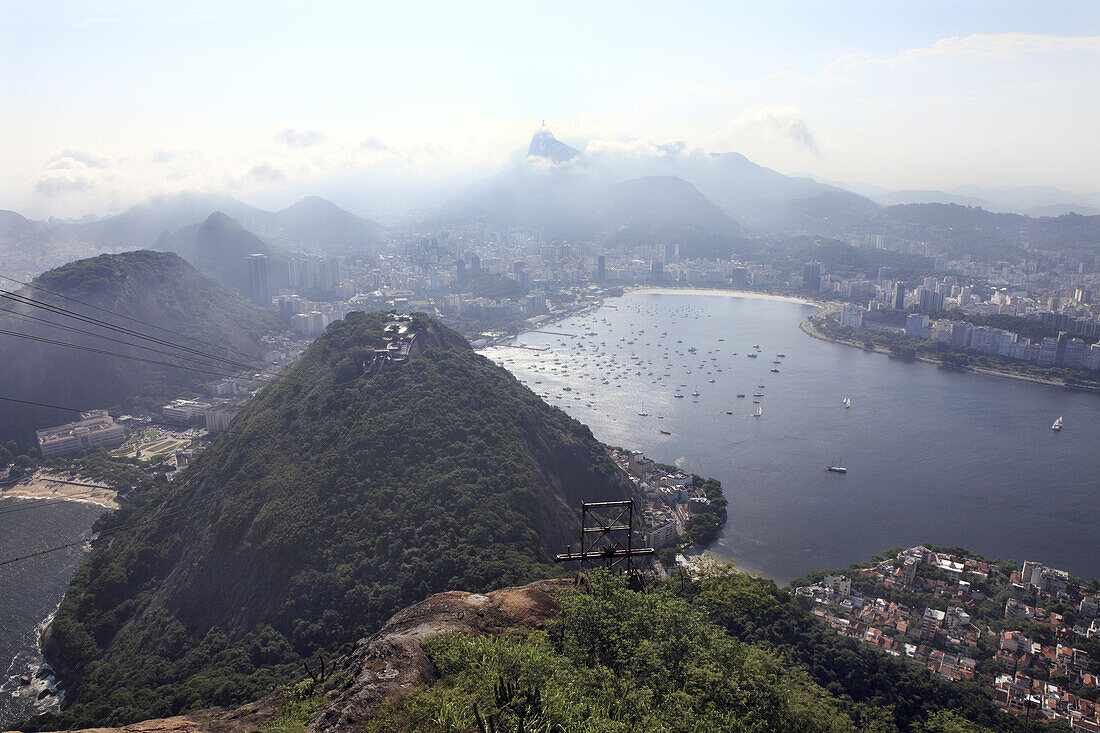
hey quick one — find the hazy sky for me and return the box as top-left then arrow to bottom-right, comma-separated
3,1 -> 1098,218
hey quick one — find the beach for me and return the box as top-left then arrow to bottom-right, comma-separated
629,286 -> 820,308
1,472 -> 118,510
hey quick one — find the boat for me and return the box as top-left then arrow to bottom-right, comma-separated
674,394 -> 684,398
752,406 -> 763,417
736,394 -> 746,398
725,411 -> 733,415
826,464 -> 847,473
770,368 -> 779,373
777,353 -> 786,357
691,391 -> 700,397
843,397 -> 851,409
753,392 -> 764,397
638,412 -> 649,417
1052,416 -> 1063,431
747,353 -> 758,358
659,429 -> 671,435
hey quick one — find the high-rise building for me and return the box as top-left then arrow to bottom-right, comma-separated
323,256 -> 344,291
596,255 -> 606,283
917,289 -> 945,313
920,607 -> 946,643
893,281 -> 907,310
802,262 -> 821,291
651,261 -> 663,282
248,253 -> 271,307
905,313 -> 930,339
1037,337 -> 1059,367
1055,331 -> 1070,367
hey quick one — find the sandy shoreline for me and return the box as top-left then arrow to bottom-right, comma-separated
628,286 -> 821,308
0,472 -> 118,510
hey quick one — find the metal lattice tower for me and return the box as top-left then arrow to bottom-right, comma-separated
554,499 -> 654,573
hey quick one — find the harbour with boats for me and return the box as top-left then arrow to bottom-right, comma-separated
481,290 -> 1100,583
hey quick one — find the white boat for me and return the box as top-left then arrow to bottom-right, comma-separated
1052,416 -> 1063,431
752,406 -> 762,417
843,397 -> 851,409
826,464 -> 847,473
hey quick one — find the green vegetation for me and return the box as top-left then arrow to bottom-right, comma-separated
364,570 -> 1045,732
451,273 -> 528,300
30,312 -> 628,730
0,250 -> 279,443
947,312 -> 1098,345
679,476 -> 726,547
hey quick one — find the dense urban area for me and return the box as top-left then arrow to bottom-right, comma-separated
797,546 -> 1100,730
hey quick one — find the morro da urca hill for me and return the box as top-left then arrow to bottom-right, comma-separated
0,250 -> 278,443
40,312 -> 630,729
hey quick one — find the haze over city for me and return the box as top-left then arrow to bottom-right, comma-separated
3,0 -> 1099,219
4,4 -> 1100,732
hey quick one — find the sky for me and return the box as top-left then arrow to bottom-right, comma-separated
2,0 -> 1099,219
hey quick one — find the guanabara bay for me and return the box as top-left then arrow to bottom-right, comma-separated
5,4 -> 1100,733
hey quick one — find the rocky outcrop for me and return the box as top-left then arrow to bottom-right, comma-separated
310,578 -> 572,733
25,579 -> 573,733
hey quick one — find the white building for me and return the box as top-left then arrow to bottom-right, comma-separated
839,303 -> 864,329
646,519 -> 679,550
36,410 -> 127,458
905,313 -> 930,339
823,574 -> 852,596
162,399 -> 213,424
204,404 -> 243,433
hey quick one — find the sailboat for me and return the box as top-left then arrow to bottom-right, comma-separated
826,458 -> 847,473
752,406 -> 763,418
843,397 -> 851,409
1051,416 -> 1063,432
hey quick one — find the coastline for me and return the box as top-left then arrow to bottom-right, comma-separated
629,286 -> 820,308
799,309 -> 1099,393
0,472 -> 118,510
488,286 -> 822,348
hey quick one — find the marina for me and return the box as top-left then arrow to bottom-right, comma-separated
482,290 -> 1100,583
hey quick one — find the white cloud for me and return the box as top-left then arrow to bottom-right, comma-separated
585,138 -> 675,159
707,107 -> 819,155
34,169 -> 100,197
45,149 -> 109,170
819,33 -> 1100,85
360,136 -> 391,153
35,149 -> 115,197
274,128 -> 327,149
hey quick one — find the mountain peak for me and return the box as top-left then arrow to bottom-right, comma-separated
528,128 -> 582,163
201,210 -> 243,229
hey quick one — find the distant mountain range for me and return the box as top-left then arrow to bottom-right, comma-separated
434,128 -> 1100,259
2,130 -> 1098,271
0,194 -> 384,268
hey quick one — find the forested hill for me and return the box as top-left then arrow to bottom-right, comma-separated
39,311 -> 630,729
0,250 -> 278,444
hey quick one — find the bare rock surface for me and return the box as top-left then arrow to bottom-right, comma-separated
310,578 -> 572,733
